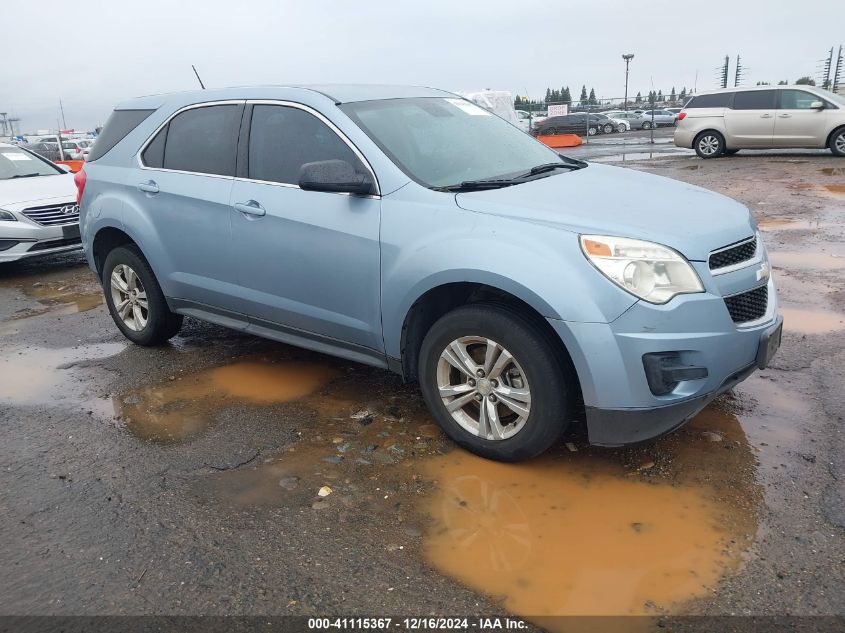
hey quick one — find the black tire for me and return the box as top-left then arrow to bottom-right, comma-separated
102,244 -> 183,346
603,123 -> 614,134
642,120 -> 652,130
588,126 -> 597,136
418,304 -> 572,462
830,127 -> 845,157
694,130 -> 725,159
724,149 -> 740,156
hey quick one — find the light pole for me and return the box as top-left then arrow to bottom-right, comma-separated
622,54 -> 634,111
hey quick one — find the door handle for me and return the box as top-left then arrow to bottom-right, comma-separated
137,180 -> 159,194
760,114 -> 773,118
233,200 -> 266,217
778,113 -> 792,118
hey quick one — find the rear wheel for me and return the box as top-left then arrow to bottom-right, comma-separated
642,120 -> 652,130
103,245 -> 183,346
588,126 -> 597,136
617,123 -> 627,133
694,131 -> 725,159
830,128 -> 845,157
418,304 -> 571,462
603,123 -> 614,134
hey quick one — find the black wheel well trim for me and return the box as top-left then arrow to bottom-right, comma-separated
92,226 -> 137,279
397,281 -> 584,422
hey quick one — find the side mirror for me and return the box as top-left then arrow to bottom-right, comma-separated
298,160 -> 375,195
810,100 -> 825,110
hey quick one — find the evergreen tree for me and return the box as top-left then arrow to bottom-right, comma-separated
795,76 -> 815,85
679,87 -> 687,100
588,88 -> 597,105
635,91 -> 642,103
657,90 -> 663,102
545,88 -> 552,103
670,87 -> 676,101
562,87 -> 571,103
580,85 -> 588,103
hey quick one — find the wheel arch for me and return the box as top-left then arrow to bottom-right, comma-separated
826,124 -> 845,149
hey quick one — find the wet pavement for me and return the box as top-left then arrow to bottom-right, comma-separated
1,148 -> 844,628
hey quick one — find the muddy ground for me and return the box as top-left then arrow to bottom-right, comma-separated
1,138 -> 843,630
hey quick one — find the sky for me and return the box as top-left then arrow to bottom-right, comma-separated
3,0 -> 842,132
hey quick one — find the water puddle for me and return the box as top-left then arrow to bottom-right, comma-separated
819,167 -> 844,176
115,359 -> 339,442
0,343 -> 125,407
769,251 -> 845,270
593,151 -> 693,163
779,307 -> 845,334
825,184 -> 845,194
0,265 -> 102,321
419,403 -> 758,622
757,217 -> 829,231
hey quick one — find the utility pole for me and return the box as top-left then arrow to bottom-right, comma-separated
822,47 -> 834,90
0,113 -> 7,136
622,53 -> 634,111
834,45 -> 844,94
59,99 -> 67,130
719,55 -> 730,89
734,55 -> 743,87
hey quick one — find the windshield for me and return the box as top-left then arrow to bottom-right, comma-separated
341,97 -> 565,188
0,147 -> 62,179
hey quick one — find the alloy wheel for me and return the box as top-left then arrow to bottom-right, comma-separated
698,134 -> 721,156
436,336 -> 531,441
110,264 -> 148,331
836,132 -> 845,154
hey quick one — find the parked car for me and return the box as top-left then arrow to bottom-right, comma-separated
640,110 -> 677,127
675,85 -> 845,158
0,143 -> 81,262
665,107 -> 683,116
591,113 -> 620,134
601,111 -> 652,130
78,85 -> 782,462
62,139 -> 93,160
515,109 -> 533,132
532,113 -> 605,136
21,142 -> 63,163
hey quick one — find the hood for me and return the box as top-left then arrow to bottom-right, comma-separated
455,163 -> 755,261
0,173 -> 77,209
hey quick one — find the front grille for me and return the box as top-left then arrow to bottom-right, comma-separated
709,236 -> 757,270
21,202 -> 79,226
724,284 -> 768,323
27,237 -> 82,252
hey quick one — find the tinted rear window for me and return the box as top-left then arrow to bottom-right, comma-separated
87,109 -> 155,161
686,93 -> 733,108
162,105 -> 241,176
733,90 -> 776,110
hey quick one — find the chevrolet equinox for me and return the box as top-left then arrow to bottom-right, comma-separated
77,85 -> 783,461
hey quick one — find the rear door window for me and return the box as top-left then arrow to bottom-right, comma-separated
162,105 -> 241,176
732,90 -> 776,110
246,104 -> 363,185
778,90 -> 822,109
87,109 -> 155,161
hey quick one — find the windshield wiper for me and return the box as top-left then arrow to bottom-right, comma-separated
438,179 -> 518,192
9,173 -> 42,179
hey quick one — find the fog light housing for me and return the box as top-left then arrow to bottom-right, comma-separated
0,239 -> 19,252
642,352 -> 708,396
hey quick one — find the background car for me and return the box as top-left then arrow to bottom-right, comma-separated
21,142 -> 62,162
591,113 -> 620,134
532,113 -> 605,136
61,140 -> 93,160
640,109 -> 677,127
601,111 -> 652,130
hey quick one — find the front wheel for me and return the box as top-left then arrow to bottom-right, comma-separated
617,123 -> 627,133
830,128 -> 845,157
603,123 -> 614,134
587,126 -> 597,136
642,121 -> 652,130
694,131 -> 725,158
418,304 -> 572,462
103,245 -> 183,346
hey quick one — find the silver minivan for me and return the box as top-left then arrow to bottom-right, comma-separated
674,85 -> 845,158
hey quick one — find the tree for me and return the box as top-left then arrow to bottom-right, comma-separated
777,80 -> 788,85
679,87 -> 687,100
657,90 -> 664,102
588,88 -> 597,105
579,85 -> 588,103
635,91 -> 642,104
795,76 -> 816,85
670,86 -> 676,102
562,86 -> 571,103
757,81 -> 771,86
545,88 -> 552,103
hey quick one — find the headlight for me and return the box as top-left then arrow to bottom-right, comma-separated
580,234 -> 704,304
0,209 -> 17,221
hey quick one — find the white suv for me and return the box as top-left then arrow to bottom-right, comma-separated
0,143 -> 80,262
674,85 -> 845,158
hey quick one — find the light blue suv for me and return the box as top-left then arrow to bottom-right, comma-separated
76,85 -> 782,461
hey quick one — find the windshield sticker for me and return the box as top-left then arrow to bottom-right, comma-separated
1,152 -> 33,161
445,99 -> 491,116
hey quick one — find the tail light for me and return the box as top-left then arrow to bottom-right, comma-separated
678,112 -> 687,121
74,167 -> 87,206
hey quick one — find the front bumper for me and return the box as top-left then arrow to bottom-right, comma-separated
548,275 -> 781,446
0,219 -> 81,262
